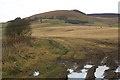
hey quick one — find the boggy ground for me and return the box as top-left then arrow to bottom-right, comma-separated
2,26 -> 119,79
54,37 -> 119,79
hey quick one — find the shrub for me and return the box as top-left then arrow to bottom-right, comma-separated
5,17 -> 31,38
3,17 -> 32,48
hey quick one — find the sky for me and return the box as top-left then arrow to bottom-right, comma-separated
0,0 -> 119,22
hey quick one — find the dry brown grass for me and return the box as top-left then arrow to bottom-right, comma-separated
3,25 -> 118,78
2,39 -> 67,78
30,23 -> 50,27
32,26 -> 118,39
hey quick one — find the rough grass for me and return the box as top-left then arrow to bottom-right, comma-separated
26,10 -> 118,27
32,26 -> 118,39
2,39 -> 68,78
34,39 -> 68,54
26,10 -> 89,21
2,25 -> 118,78
39,23 -> 73,27
31,23 -> 75,29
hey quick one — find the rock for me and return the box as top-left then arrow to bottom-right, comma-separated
85,66 -> 97,80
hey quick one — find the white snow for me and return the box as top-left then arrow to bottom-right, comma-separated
115,65 -> 120,72
67,69 -> 74,73
33,71 -> 40,76
67,64 -> 109,79
68,68 -> 87,78
67,64 -> 93,79
94,65 -> 109,78
84,64 -> 93,68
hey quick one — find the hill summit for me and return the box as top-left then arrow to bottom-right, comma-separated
25,10 -> 118,27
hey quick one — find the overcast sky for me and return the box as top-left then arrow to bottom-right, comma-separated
0,0 -> 119,22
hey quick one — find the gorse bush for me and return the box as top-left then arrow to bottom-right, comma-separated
3,17 -> 32,48
5,17 -> 31,38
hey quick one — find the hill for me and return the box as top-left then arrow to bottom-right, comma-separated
25,10 -> 118,27
26,10 -> 90,22
3,10 -> 119,78
87,13 -> 119,17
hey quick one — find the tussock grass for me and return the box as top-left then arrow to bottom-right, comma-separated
2,25 -> 118,78
2,38 -> 68,78
34,39 -> 68,54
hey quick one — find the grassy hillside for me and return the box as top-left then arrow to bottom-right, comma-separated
2,10 -> 119,79
26,10 -> 89,21
2,26 -> 118,78
25,10 -> 118,27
